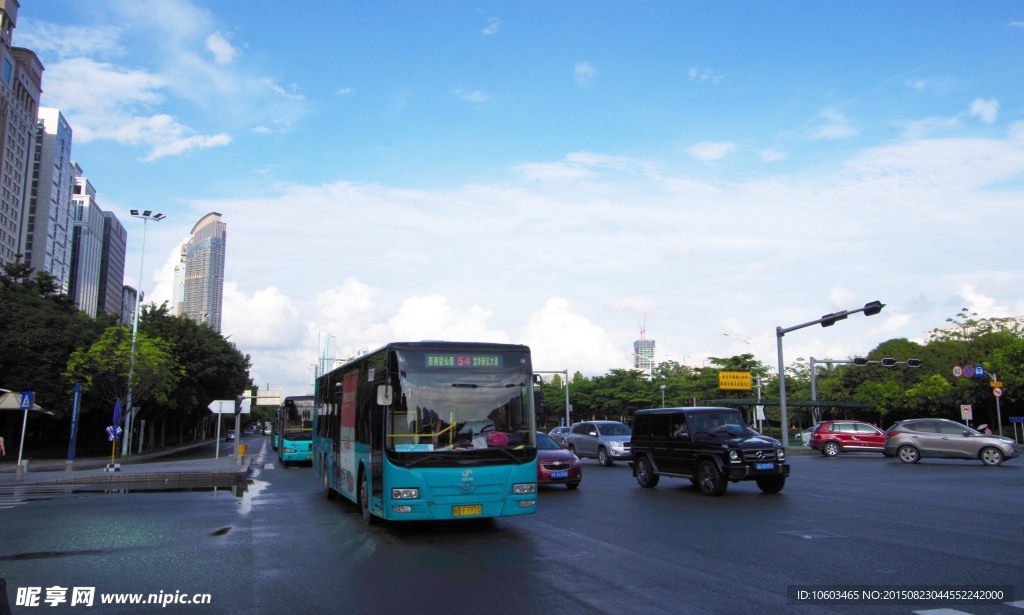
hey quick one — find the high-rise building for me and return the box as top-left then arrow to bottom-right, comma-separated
68,162 -> 105,317
98,211 -> 127,318
0,0 -> 43,267
121,284 -> 137,327
180,212 -> 226,331
26,107 -> 75,291
633,338 -> 656,374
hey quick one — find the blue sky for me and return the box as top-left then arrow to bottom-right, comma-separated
17,1 -> 1024,397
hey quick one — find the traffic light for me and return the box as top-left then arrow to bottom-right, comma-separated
820,310 -> 848,327
852,357 -> 869,366
235,394 -> 244,414
905,358 -> 922,368
881,358 -> 897,367
862,300 -> 885,316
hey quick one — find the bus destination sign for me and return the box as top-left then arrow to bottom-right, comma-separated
425,354 -> 503,368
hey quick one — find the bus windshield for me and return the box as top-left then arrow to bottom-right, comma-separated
388,349 -> 533,457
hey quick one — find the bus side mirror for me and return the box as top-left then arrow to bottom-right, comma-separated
377,385 -> 393,406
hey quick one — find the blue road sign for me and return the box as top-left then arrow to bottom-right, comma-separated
19,391 -> 34,410
1010,416 -> 1024,424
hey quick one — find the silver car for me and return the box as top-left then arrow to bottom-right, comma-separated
564,420 -> 631,466
883,418 -> 1019,466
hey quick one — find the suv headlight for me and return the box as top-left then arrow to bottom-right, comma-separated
728,450 -> 741,462
776,448 -> 786,461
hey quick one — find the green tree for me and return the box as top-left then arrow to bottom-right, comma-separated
0,257 -> 107,416
64,325 -> 180,411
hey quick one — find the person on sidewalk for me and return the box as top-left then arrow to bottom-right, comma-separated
0,433 -> 6,460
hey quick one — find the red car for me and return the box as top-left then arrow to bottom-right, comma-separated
809,420 -> 886,456
536,432 -> 582,489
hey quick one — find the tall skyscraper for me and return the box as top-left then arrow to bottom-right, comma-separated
180,212 -> 226,331
0,1 -> 43,266
633,338 -> 656,374
68,162 -> 105,317
97,210 -> 127,318
26,107 -> 75,291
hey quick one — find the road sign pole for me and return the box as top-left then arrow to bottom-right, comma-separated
16,391 -> 34,468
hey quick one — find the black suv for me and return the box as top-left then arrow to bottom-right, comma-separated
630,407 -> 789,496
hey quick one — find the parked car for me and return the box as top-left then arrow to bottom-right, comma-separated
630,407 -> 789,496
564,421 -> 632,466
808,420 -> 886,456
884,418 -> 1020,466
536,432 -> 582,489
547,426 -> 570,445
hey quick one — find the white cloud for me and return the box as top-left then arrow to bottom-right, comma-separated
810,109 -> 858,140
520,299 -> 623,375
688,141 -> 737,161
455,89 -> 489,103
574,62 -> 596,87
969,98 -> 999,124
760,148 -> 786,162
23,9 -> 306,160
481,17 -> 502,36
223,284 -> 302,347
688,67 -> 723,84
205,32 -> 238,65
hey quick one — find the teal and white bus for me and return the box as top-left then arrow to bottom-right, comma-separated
277,395 -> 314,466
312,341 -> 539,523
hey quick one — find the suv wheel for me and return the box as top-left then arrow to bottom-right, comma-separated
635,456 -> 659,488
897,445 -> 920,464
696,460 -> 727,496
597,447 -> 612,466
822,441 -> 840,457
980,447 -> 1004,466
756,475 -> 785,493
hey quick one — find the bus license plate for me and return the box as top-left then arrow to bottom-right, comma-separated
452,504 -> 482,517
551,470 -> 569,479
756,463 -> 774,471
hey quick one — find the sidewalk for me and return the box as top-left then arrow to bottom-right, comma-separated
0,439 -> 258,488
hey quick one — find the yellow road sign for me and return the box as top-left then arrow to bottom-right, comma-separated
719,371 -> 752,391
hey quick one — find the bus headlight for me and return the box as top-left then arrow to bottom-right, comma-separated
392,488 -> 420,500
512,483 -> 536,495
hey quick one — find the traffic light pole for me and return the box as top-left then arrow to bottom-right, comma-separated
776,301 -> 884,448
809,356 -> 920,423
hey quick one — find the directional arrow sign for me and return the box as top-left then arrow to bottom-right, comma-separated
208,400 -> 250,414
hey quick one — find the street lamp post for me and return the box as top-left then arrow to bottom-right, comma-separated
123,210 -> 165,456
776,301 -> 884,449
722,332 -> 752,345
660,384 -> 666,408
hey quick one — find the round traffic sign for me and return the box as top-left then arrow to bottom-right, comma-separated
962,365 -> 974,379
994,387 -> 1003,398
952,365 -> 963,377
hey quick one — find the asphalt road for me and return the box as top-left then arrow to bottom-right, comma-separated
1,441 -> 1021,614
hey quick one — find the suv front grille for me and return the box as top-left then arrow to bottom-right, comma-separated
741,449 -> 779,462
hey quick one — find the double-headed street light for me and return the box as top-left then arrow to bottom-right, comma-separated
776,300 -> 884,449
123,210 -> 165,456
